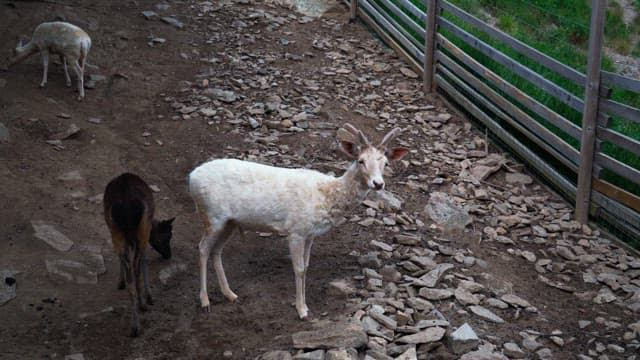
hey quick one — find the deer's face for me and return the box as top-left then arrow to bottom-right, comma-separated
150,217 -> 175,259
357,147 -> 388,191
338,124 -> 409,191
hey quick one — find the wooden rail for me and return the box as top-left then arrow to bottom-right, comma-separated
347,0 -> 640,242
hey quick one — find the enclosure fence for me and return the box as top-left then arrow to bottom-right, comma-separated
345,0 -> 640,242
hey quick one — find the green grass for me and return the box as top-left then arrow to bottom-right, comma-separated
394,0 -> 640,197
370,0 -> 640,241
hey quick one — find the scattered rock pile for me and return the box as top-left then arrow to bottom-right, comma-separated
160,1 -> 640,358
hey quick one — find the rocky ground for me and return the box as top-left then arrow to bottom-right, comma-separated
0,0 -> 639,359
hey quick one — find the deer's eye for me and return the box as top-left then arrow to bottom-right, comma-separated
358,159 -> 365,164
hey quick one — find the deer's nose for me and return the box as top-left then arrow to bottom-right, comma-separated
373,179 -> 384,190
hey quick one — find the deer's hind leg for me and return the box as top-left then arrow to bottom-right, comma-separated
60,55 -> 71,87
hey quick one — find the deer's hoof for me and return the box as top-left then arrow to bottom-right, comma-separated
201,304 -> 211,314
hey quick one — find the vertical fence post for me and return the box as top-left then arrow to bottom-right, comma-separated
423,0 -> 438,93
575,0 -> 607,224
350,0 -> 358,22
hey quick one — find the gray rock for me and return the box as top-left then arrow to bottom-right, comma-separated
89,74 -> 107,82
57,170 -> 83,182
485,298 -> 509,309
593,287 -> 617,304
161,16 -> 184,29
419,288 -> 454,300
460,347 -> 508,360
501,294 -> 532,308
0,122 -> 9,143
258,351 -> 293,360
292,321 -> 368,349
414,263 -> 454,287
368,190 -> 403,211
45,257 -> 97,284
396,326 -> 445,344
358,252 -> 382,268
458,280 -> 484,293
578,320 -> 592,329
449,323 -> 480,354
468,306 -> 505,323
327,279 -> 356,297
455,287 -> 480,306
606,343 -> 625,353
141,10 -> 158,19
503,342 -> 526,358
0,270 -> 18,305
381,265 -> 402,282
394,234 -> 421,246
505,173 -> 533,185
394,347 -> 417,360
293,350 -> 325,360
369,310 -> 397,330
521,336 -> 542,351
203,88 -> 237,103
535,348 -> 553,359
158,262 -> 187,285
32,221 -> 74,252
424,192 -> 472,230
406,297 -> 434,311
326,348 -> 358,360
155,2 -> 170,11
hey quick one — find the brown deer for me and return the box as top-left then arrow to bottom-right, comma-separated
103,173 -> 174,337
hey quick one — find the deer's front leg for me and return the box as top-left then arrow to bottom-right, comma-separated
40,51 -> 49,88
289,235 -> 309,320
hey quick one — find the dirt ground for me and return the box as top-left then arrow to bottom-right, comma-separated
0,1 -> 637,359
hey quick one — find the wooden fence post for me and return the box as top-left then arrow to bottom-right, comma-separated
423,0 -> 438,93
350,0 -> 358,21
575,0 -> 607,223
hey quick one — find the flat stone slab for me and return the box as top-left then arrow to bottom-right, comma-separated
45,257 -> 97,284
419,288 -> 454,300
414,263 -> 454,287
161,16 -> 184,29
449,323 -> 480,354
158,262 -> 187,285
395,347 -> 417,360
396,326 -> 446,344
469,306 -> 505,324
0,270 -> 19,305
32,221 -> 74,252
501,294 -> 532,308
292,320 -> 367,349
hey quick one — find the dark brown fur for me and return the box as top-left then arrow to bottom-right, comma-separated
103,173 -> 174,337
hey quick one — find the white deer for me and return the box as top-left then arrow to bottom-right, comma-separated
188,123 -> 409,319
8,22 -> 91,101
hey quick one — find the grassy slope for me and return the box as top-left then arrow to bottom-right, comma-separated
435,0 -> 640,195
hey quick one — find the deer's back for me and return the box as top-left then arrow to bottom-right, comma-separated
33,22 -> 91,57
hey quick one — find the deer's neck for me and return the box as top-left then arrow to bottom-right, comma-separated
320,162 -> 370,219
9,42 -> 38,66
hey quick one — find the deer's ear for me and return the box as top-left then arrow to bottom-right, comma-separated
339,140 -> 359,159
386,147 -> 409,161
